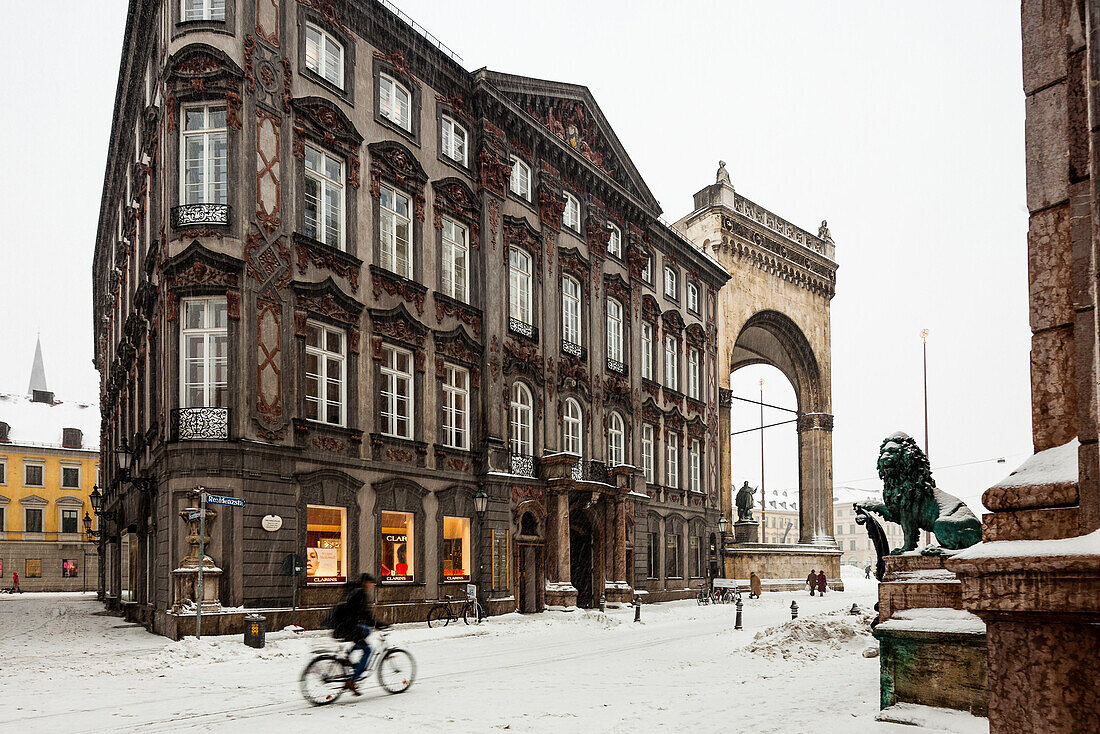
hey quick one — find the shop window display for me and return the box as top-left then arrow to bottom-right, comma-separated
62,559 -> 78,578
381,511 -> 414,582
442,516 -> 471,582
306,505 -> 347,584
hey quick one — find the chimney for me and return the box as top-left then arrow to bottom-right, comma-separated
0,422 -> 9,442
31,389 -> 55,404
62,428 -> 83,449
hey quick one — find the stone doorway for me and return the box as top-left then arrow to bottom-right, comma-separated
515,510 -> 544,614
570,514 -> 595,608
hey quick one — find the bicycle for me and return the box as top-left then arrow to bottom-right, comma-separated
696,583 -> 711,605
426,593 -> 484,627
300,629 -> 416,706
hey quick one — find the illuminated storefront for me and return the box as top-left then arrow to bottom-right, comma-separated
442,516 -> 471,582
381,511 -> 414,582
306,505 -> 347,584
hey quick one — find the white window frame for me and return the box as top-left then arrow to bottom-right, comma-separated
379,73 -> 411,130
380,184 -> 412,276
182,0 -> 226,21
23,461 -> 45,488
664,334 -> 679,391
641,322 -> 653,380
304,143 -> 345,250
59,505 -> 81,536
606,298 -> 623,363
642,424 -> 655,484
441,218 -> 469,302
563,192 -> 581,231
688,347 -> 701,400
608,412 -> 625,467
305,23 -> 345,89
380,345 -> 414,439
690,439 -> 701,493
564,398 -> 583,456
60,464 -> 81,490
642,254 -> 653,284
180,297 -> 228,408
510,382 -> 534,456
687,283 -> 699,313
304,320 -> 347,427
666,432 -> 679,488
664,266 -> 678,299
180,103 -> 227,206
24,506 -> 44,534
442,364 -> 470,450
562,276 -> 582,346
509,247 -> 533,326
509,156 -> 531,200
607,223 -> 622,258
440,115 -> 467,166
0,458 -> 6,486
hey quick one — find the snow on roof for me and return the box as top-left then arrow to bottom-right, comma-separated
991,437 -> 1078,489
0,393 -> 100,451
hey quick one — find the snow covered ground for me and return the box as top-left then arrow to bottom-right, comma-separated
0,567 -> 984,733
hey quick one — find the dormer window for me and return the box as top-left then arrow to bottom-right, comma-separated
182,0 -> 225,21
305,24 -> 344,89
607,223 -> 622,258
379,73 -> 412,130
509,156 -> 531,200
563,192 -> 580,232
441,115 -> 467,166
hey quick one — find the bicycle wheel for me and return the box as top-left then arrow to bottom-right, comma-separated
463,601 -> 484,625
300,654 -> 349,706
377,648 -> 417,694
427,604 -> 450,628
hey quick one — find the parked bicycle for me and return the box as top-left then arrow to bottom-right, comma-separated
696,583 -> 711,605
300,629 -> 416,706
426,593 -> 484,627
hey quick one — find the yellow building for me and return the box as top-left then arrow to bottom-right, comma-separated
0,339 -> 100,591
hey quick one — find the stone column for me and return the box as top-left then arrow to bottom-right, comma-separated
614,499 -> 626,583
797,412 -> 834,544
718,388 -> 733,526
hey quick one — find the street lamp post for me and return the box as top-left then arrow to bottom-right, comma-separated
921,329 -> 930,545
759,379 -> 766,542
474,489 -> 489,603
717,515 -> 729,578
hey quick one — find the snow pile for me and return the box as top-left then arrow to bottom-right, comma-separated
876,608 -> 985,634
992,437 -> 1078,489
743,609 -> 875,661
953,528 -> 1100,560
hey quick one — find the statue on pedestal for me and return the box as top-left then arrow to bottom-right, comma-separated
735,481 -> 757,521
716,160 -> 731,186
171,500 -> 223,613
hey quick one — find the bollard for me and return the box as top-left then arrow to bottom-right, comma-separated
599,593 -> 606,613
243,613 -> 266,649
734,598 -> 743,630
850,603 -> 861,616
634,598 -> 642,623
790,601 -> 798,620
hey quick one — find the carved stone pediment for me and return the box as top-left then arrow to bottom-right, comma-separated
641,399 -> 662,423
370,303 -> 428,371
559,247 -> 589,295
164,241 -> 243,291
294,232 -> 363,292
662,309 -> 685,334
604,273 -> 631,306
432,178 -> 480,248
685,323 -> 706,348
503,339 -> 543,384
293,277 -> 364,326
369,140 -> 428,190
292,96 -> 364,153
434,327 -> 482,367
641,294 -> 661,323
370,265 -> 427,316
166,44 -> 245,93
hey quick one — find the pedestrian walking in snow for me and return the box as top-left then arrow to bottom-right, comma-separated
13,570 -> 20,593
749,572 -> 762,599
817,570 -> 827,595
807,569 -> 816,596
864,563 -> 872,579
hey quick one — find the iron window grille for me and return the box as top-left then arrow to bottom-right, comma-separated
171,203 -> 230,228
508,317 -> 537,340
173,407 -> 230,440
510,453 -> 538,478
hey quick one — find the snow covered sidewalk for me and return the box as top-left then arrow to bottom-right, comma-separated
0,570 -> 984,733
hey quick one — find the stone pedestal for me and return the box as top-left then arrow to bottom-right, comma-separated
171,505 -> 223,613
722,543 -> 842,591
873,553 -> 988,718
733,520 -> 759,544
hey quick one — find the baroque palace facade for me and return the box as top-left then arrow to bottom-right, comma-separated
94,0 -> 734,634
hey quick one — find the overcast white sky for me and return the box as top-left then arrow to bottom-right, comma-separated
0,1 -> 1031,512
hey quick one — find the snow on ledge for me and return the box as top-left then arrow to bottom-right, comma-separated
992,437 -> 1078,489
876,702 -> 989,733
952,528 -> 1100,561
876,607 -> 986,635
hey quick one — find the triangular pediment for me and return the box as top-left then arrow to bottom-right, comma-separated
480,71 -> 661,213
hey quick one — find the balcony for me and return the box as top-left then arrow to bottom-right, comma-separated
172,203 -> 230,228
173,407 -> 230,441
510,452 -> 538,478
571,459 -> 609,484
561,339 -> 586,359
508,317 -> 538,341
606,357 -> 626,375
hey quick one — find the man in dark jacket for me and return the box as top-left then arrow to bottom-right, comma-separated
807,569 -> 817,596
335,573 -> 379,695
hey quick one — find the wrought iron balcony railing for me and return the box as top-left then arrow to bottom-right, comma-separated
510,452 -> 538,478
173,407 -> 231,441
571,459 -> 609,484
508,317 -> 538,340
561,339 -> 586,359
172,203 -> 230,228
606,357 -> 626,375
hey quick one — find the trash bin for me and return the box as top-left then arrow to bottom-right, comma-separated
244,614 -> 266,649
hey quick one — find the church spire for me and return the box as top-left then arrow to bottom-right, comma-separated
27,333 -> 48,395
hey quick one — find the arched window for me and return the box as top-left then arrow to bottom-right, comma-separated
606,298 -> 623,364
510,382 -> 533,456
563,397 -> 583,455
509,156 -> 531,200
563,192 -> 580,231
509,247 -> 533,328
562,276 -> 582,347
687,283 -> 699,313
607,412 -> 625,466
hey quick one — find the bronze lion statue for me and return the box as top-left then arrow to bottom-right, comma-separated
854,432 -> 981,553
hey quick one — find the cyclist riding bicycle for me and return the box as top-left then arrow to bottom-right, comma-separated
332,573 -> 381,696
